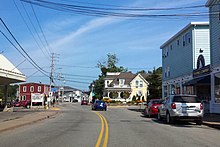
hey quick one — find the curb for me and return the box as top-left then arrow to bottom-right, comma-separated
0,111 -> 59,133
203,122 -> 220,130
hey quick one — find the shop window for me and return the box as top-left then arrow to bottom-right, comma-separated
214,73 -> 220,103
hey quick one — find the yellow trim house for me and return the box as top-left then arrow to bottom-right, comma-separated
104,72 -> 149,102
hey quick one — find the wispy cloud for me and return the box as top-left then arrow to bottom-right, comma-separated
51,17 -> 119,51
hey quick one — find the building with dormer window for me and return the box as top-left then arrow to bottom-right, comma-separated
104,72 -> 149,102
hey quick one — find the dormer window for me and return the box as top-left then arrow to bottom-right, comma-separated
119,79 -> 125,85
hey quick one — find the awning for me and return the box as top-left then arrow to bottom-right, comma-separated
0,54 -> 26,85
183,75 -> 210,86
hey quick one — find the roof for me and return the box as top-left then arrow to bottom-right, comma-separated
105,72 -> 120,79
160,22 -> 209,49
19,82 -> 49,86
111,72 -> 136,85
0,54 -> 26,85
206,0 -> 220,7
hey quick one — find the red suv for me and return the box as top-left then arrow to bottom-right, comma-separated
143,99 -> 164,117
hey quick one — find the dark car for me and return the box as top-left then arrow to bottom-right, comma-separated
81,100 -> 88,105
92,100 -> 107,111
143,99 -> 164,117
72,99 -> 78,103
13,101 -> 21,107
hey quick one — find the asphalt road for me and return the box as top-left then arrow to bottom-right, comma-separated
0,103 -> 220,147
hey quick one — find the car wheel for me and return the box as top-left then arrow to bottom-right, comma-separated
157,111 -> 162,121
148,110 -> 151,118
26,105 -> 30,109
195,119 -> 203,125
166,112 -> 173,124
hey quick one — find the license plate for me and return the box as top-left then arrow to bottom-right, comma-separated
182,108 -> 187,113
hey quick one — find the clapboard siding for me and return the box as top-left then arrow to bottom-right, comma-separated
194,28 -> 210,69
161,23 -> 210,81
209,3 -> 220,67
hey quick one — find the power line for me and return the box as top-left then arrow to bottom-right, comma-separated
13,0 -> 51,60
20,1 -> 51,56
29,1 -> 52,54
0,18 -> 49,77
20,0 -> 208,19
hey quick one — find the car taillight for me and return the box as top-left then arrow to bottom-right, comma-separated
200,103 -> 203,110
171,103 -> 176,109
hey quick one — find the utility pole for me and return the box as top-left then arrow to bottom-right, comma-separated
49,52 -> 55,107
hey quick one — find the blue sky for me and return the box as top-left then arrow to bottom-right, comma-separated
0,0 -> 208,91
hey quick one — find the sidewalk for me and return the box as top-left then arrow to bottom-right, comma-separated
0,106 -> 60,133
203,113 -> 220,129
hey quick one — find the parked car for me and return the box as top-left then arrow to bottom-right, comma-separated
143,99 -> 164,117
21,100 -> 31,109
72,99 -> 78,103
157,95 -> 203,125
13,101 -> 21,107
92,100 -> 107,111
81,100 -> 88,105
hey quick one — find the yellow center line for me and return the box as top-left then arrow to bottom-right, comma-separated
95,112 -> 104,147
102,114 -> 109,147
94,112 -> 109,147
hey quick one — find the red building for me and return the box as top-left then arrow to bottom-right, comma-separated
18,82 -> 50,107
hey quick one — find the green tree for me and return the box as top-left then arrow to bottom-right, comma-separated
0,84 -> 18,101
147,67 -> 162,100
91,53 -> 127,98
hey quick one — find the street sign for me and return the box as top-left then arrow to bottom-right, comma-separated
51,87 -> 57,92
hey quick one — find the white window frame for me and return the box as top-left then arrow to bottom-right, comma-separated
23,86 -> 26,92
38,86 -> 41,92
30,86 -> 34,92
119,79 -> 125,85
140,81 -> 143,87
135,80 -> 139,88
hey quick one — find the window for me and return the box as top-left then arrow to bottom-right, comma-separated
170,45 -> 172,50
183,36 -> 185,46
30,86 -> 34,92
140,81 -> 143,87
218,12 -> 220,21
135,80 -> 139,88
214,73 -> 220,103
177,39 -> 180,46
20,96 -> 26,101
23,86 -> 26,92
38,86 -> 41,92
119,79 -> 125,85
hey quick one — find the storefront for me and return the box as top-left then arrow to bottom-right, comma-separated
211,68 -> 220,113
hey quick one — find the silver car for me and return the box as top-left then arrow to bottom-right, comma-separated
157,95 -> 203,125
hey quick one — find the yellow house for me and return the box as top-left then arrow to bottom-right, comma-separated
130,73 -> 149,102
104,72 -> 149,102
